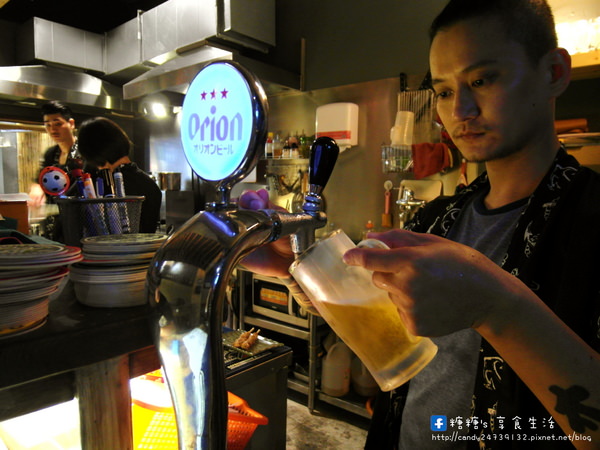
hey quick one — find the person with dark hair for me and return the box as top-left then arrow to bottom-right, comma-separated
28,100 -> 82,207
239,0 -> 600,448
76,117 -> 162,233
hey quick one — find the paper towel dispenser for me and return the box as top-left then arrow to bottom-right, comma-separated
315,102 -> 359,152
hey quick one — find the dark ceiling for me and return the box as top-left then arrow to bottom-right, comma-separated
0,0 -> 168,33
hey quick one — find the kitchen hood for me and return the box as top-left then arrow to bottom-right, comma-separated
123,46 -> 299,100
121,0 -> 298,100
0,64 -> 135,113
0,0 -> 291,112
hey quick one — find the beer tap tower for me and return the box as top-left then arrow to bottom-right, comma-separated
147,61 -> 339,449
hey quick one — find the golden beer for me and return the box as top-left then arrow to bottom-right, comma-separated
315,296 -> 435,391
289,229 -> 437,392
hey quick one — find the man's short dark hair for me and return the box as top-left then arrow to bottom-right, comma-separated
430,0 -> 558,64
41,100 -> 73,121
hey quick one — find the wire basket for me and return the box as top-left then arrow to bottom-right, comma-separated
56,196 -> 144,247
382,145 -> 412,173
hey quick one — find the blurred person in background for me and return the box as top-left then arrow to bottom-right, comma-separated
76,117 -> 161,233
28,101 -> 83,241
28,100 -> 82,207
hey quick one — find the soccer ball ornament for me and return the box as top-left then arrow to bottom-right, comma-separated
39,166 -> 70,196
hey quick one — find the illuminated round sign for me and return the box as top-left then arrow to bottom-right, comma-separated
180,61 -> 261,182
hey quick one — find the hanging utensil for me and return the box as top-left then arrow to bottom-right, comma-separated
382,180 -> 394,228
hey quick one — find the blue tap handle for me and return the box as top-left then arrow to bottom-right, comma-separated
309,136 -> 339,191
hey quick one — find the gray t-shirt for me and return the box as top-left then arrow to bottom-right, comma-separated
399,190 -> 528,449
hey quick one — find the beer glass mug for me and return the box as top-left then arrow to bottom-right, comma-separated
289,230 -> 437,391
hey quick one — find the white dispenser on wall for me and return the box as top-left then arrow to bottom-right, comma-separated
315,102 -> 359,152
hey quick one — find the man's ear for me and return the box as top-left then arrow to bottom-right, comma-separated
546,47 -> 571,97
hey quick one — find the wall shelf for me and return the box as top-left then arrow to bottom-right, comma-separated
237,269 -> 374,421
571,50 -> 600,80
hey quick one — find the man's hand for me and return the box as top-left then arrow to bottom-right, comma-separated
342,228 -> 518,337
238,189 -> 295,278
27,183 -> 46,208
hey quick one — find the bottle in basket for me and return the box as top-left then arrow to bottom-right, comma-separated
113,171 -> 131,233
82,173 -> 110,235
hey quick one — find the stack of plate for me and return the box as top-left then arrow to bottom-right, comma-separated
70,233 -> 167,308
0,244 -> 82,338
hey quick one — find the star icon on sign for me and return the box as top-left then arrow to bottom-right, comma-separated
221,88 -> 228,99
210,90 -> 216,99
201,91 -> 207,100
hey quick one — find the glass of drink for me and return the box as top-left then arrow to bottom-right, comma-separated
289,229 -> 437,391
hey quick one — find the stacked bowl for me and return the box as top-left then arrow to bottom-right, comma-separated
69,233 -> 167,308
0,244 -> 82,337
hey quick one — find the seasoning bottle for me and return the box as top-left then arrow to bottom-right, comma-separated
265,132 -> 274,158
82,173 -> 97,198
282,139 -> 291,158
99,168 -> 115,197
273,133 -> 283,158
113,171 -> 130,233
299,130 -> 309,158
291,142 -> 299,159
114,171 -> 126,197
361,220 -> 374,240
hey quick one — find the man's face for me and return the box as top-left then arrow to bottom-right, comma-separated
43,113 -> 75,145
430,17 -> 552,163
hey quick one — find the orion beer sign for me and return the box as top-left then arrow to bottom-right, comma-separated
180,62 -> 254,181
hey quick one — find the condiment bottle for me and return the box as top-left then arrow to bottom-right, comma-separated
82,173 -> 97,198
265,132 -> 274,158
273,133 -> 283,158
282,139 -> 291,158
361,220 -> 374,240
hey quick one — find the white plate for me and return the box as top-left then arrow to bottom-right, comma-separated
81,233 -> 167,245
69,265 -> 148,279
0,298 -> 49,325
0,284 -> 58,304
81,234 -> 167,254
0,317 -> 47,339
69,271 -> 147,283
77,257 -> 153,267
83,251 -> 156,261
70,263 -> 147,273
0,267 -> 69,289
74,278 -> 146,307
3,253 -> 84,271
0,276 -> 66,294
0,244 -> 66,261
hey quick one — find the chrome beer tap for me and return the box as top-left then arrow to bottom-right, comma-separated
397,187 -> 425,229
146,134 -> 339,449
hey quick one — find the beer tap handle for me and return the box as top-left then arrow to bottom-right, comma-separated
308,136 -> 340,195
279,136 -> 339,255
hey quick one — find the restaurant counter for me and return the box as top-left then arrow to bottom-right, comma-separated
0,281 -> 292,449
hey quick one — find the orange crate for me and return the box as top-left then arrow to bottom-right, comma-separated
227,392 -> 269,450
132,371 -> 268,449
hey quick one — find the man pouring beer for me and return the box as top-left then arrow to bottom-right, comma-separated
239,0 -> 600,448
